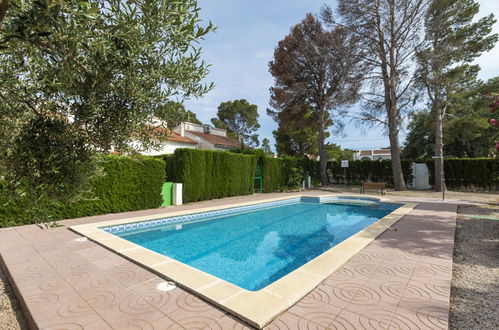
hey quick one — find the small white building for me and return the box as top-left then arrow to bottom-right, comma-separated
135,122 -> 241,156
173,122 -> 241,151
354,149 -> 392,161
137,126 -> 198,156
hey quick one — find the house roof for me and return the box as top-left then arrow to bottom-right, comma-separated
145,126 -> 197,145
187,130 -> 241,148
359,149 -> 391,156
373,149 -> 391,155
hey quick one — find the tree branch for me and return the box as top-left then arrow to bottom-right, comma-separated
0,0 -> 9,27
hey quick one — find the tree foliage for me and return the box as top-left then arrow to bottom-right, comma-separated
323,0 -> 428,190
403,77 -> 499,158
325,143 -> 355,161
416,0 -> 497,190
155,101 -> 202,127
211,99 -> 260,146
270,103 -> 330,157
268,14 -> 364,185
0,0 -> 214,223
261,138 -> 273,155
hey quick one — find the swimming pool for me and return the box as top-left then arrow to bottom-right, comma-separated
109,198 -> 400,291
72,195 -> 414,328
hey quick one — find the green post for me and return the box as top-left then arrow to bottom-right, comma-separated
161,182 -> 174,206
254,176 -> 263,193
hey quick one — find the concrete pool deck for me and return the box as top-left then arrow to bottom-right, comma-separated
0,191 -> 456,329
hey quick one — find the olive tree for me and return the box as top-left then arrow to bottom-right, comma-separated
0,0 -> 214,224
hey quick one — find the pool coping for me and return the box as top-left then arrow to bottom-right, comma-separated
70,194 -> 417,329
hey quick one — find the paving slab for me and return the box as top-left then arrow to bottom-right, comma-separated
0,191 -> 457,329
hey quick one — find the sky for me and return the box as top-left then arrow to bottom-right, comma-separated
184,0 -> 499,152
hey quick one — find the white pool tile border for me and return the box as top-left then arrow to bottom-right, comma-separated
70,194 -> 416,329
102,196 -> 401,235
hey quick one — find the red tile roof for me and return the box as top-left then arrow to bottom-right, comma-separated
373,149 -> 391,155
187,130 -> 241,148
359,149 -> 391,156
144,126 -> 197,144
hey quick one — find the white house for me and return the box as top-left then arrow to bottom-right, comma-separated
173,122 -> 241,151
354,149 -> 392,161
135,122 -> 241,156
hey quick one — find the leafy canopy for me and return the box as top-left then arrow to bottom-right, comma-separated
0,0 -> 214,219
403,77 -> 499,158
155,101 -> 202,127
268,13 -> 364,184
261,138 -> 273,155
211,99 -> 260,147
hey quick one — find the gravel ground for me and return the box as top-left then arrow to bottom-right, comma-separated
449,204 -> 499,330
0,266 -> 27,330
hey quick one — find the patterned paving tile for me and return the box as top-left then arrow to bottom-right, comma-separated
266,311 -> 326,330
99,292 -> 167,327
102,262 -> 158,288
288,296 -> 342,327
391,305 -> 448,330
41,319 -> 112,330
129,277 -> 190,315
0,195 -> 457,330
311,283 -> 359,309
29,294 -> 104,329
329,309 -> 389,330
111,315 -> 182,330
203,314 -> 254,330
167,291 -> 226,329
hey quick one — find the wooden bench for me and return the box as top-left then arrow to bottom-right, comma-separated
360,182 -> 386,195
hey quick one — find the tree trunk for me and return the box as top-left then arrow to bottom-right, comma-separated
317,112 -> 328,186
434,108 -> 445,192
388,116 -> 406,191
0,0 -> 9,26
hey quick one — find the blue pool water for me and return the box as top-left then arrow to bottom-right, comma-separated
115,201 -> 398,291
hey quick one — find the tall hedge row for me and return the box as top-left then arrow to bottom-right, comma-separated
425,158 -> 498,190
0,155 -> 165,227
260,156 -> 320,192
327,160 -> 413,186
327,158 -> 497,190
167,149 -> 256,202
261,157 -> 284,192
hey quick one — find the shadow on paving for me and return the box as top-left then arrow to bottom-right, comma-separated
356,202 -> 457,266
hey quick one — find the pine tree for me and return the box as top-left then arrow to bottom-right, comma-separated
417,0 -> 497,191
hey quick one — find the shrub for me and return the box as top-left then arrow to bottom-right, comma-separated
261,157 -> 283,192
327,159 -> 413,187
0,155 -> 165,227
167,149 -> 256,202
426,158 -> 497,191
281,157 -> 304,190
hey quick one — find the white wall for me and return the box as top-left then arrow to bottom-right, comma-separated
135,140 -> 197,156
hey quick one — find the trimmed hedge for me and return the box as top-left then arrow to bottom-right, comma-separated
425,158 -> 498,191
167,149 -> 256,202
261,157 -> 284,193
327,158 -> 497,191
0,155 -> 165,227
260,155 -> 319,192
327,160 -> 413,186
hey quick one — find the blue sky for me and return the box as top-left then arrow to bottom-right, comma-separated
185,0 -> 499,152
